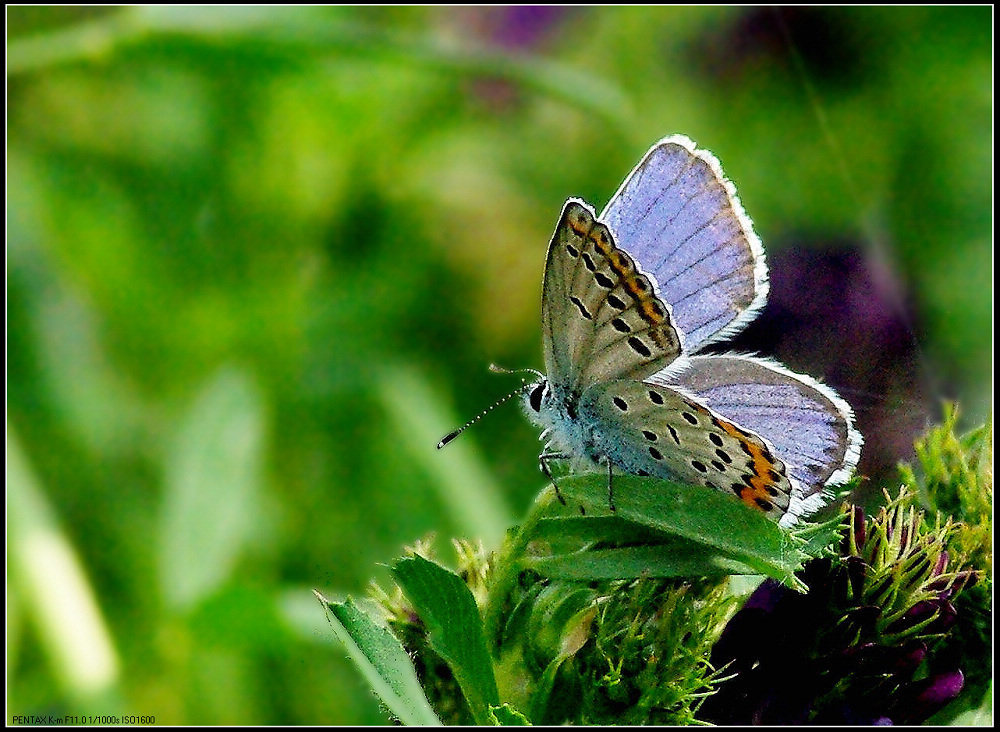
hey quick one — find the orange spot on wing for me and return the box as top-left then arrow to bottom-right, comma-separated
716,419 -> 783,511
592,228 -> 615,257
641,300 -> 663,323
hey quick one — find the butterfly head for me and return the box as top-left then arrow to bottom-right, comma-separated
522,378 -> 555,421
525,380 -> 548,413
520,378 -> 576,445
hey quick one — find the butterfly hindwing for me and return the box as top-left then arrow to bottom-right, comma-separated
541,200 -> 682,391
600,135 -> 767,352
655,355 -> 862,524
579,378 -> 795,523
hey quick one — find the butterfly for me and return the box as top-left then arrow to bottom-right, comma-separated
520,135 -> 862,527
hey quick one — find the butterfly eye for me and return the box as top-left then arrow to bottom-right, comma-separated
529,382 -> 547,413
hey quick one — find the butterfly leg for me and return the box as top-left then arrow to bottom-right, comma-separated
538,451 -> 569,505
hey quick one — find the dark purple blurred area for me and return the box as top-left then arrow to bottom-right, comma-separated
452,6 -> 576,107
687,7 -> 870,88
719,243 -> 935,498
484,6 -> 572,50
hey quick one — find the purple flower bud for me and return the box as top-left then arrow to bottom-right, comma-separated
845,556 -> 866,599
916,670 -> 964,706
898,523 -> 909,550
843,605 -> 881,636
932,551 -> 949,577
931,600 -> 957,632
955,569 -> 979,591
742,578 -> 787,612
851,505 -> 866,553
886,599 -> 938,635
894,641 -> 927,675
894,670 -> 964,723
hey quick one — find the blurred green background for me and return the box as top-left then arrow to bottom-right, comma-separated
7,6 -> 991,725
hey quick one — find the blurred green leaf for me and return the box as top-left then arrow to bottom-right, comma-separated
378,366 -> 512,550
8,6 -> 632,134
945,681 -> 992,726
391,555 -> 500,725
159,367 -> 266,610
316,594 -> 442,726
7,428 -> 121,704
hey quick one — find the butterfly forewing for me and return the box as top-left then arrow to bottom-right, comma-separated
580,378 -> 794,523
601,136 -> 767,352
540,200 -> 590,387
541,200 -> 682,392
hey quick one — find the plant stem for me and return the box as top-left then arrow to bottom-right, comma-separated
482,485 -> 560,656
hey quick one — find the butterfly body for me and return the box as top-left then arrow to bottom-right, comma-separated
522,136 -> 862,527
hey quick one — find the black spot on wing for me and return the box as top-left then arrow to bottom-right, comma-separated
595,272 -> 615,289
611,317 -> 630,333
627,337 -> 651,357
570,296 -> 593,320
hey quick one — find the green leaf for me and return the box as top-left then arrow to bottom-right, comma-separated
488,703 -> 531,725
528,515 -> 764,577
315,593 -> 441,726
531,515 -> 671,546
391,555 -> 500,725
529,654 -> 570,725
159,367 -> 265,610
558,473 -> 808,590
524,540 -> 759,580
790,506 -> 849,558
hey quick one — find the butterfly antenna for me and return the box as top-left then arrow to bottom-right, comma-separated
488,363 -> 544,380
437,381 -> 535,449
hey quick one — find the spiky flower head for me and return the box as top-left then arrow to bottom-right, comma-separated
701,491 -> 978,725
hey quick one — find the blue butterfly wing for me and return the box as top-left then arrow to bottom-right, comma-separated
600,135 -> 767,352
652,354 -> 862,524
